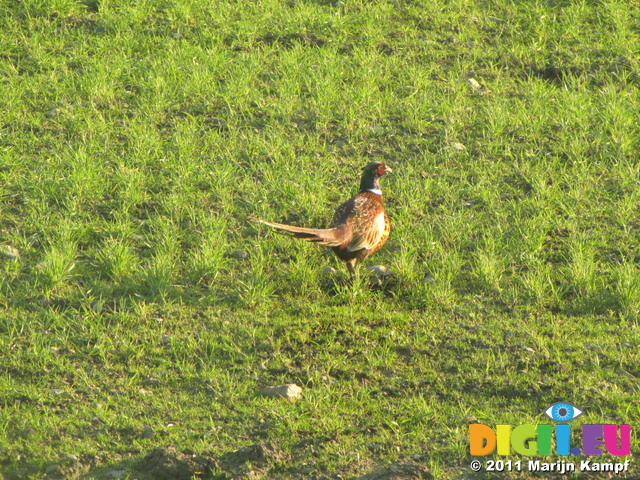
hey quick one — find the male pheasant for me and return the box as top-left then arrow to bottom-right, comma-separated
251,162 -> 392,275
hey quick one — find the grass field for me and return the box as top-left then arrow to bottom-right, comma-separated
1,0 -> 640,478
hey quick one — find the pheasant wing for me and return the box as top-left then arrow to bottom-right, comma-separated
333,193 -> 385,253
346,210 -> 385,252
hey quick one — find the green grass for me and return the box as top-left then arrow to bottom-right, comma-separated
1,0 -> 640,478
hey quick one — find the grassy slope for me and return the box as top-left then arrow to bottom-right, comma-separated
1,0 -> 640,478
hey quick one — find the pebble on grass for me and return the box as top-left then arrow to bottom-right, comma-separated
422,273 -> 435,284
259,383 -> 302,400
45,108 -> 61,119
369,265 -> 392,276
0,245 -> 20,259
141,426 -> 155,439
225,250 -> 249,259
467,77 -> 482,89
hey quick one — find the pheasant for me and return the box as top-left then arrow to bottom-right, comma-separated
251,162 -> 392,275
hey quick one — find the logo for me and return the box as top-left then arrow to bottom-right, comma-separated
544,402 -> 583,422
469,403 -> 631,456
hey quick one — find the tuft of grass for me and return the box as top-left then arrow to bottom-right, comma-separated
35,243 -> 78,296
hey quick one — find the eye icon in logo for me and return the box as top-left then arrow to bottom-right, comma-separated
544,402 -> 583,422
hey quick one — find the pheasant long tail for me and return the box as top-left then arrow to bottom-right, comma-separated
250,217 -> 343,247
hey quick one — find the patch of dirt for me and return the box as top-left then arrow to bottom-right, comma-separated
136,447 -> 218,480
353,461 -> 433,480
256,31 -> 327,48
84,446 -> 433,480
130,443 -> 287,480
524,58 -> 640,86
219,443 -> 287,478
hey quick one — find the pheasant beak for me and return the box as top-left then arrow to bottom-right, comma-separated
384,165 -> 393,174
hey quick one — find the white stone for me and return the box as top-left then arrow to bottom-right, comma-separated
259,383 -> 302,400
467,77 -> 482,89
0,245 -> 19,259
369,265 -> 391,276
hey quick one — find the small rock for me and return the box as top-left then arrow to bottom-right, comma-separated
422,273 -> 435,284
322,266 -> 337,274
142,377 -> 160,387
225,250 -> 249,259
617,367 -> 635,378
0,245 -> 20,259
141,426 -> 155,439
487,15 -> 503,23
524,347 -> 535,353
45,108 -> 60,119
452,142 -> 466,151
369,265 -> 392,276
138,388 -> 153,395
372,125 -> 384,132
48,388 -> 65,395
39,297 -> 61,308
206,117 -> 227,130
159,335 -> 171,345
321,374 -> 336,384
27,234 -> 40,247
107,470 -> 126,479
259,383 -> 302,400
65,454 -> 79,463
45,465 -> 60,474
467,77 -> 482,89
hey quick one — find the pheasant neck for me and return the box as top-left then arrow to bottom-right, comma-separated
359,175 -> 382,195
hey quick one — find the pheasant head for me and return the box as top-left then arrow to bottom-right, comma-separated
359,162 -> 392,194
